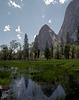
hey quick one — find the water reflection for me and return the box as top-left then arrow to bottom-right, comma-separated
10,75 -> 66,100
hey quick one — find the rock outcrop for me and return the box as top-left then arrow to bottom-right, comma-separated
58,0 -> 79,42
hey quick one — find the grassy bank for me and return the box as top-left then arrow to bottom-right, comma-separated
30,59 -> 79,83
0,70 -> 11,85
0,59 -> 79,86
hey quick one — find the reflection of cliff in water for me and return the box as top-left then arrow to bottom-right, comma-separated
39,82 -> 57,97
10,75 -> 66,100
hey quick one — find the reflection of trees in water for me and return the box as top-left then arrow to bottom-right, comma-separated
42,88 -> 53,97
65,75 -> 79,100
24,74 -> 29,89
0,90 -> 2,100
39,82 -> 66,100
25,79 -> 28,89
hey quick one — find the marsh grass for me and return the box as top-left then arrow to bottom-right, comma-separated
0,70 -> 11,85
29,70 -> 39,74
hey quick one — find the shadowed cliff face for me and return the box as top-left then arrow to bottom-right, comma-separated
58,0 -> 79,41
35,24 -> 57,51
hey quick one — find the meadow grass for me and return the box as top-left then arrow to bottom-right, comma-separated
0,70 -> 11,85
0,59 -> 79,86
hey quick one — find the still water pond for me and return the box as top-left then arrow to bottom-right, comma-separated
10,75 -> 66,100
2,67 -> 66,100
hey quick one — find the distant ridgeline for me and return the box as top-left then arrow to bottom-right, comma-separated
34,0 -> 79,51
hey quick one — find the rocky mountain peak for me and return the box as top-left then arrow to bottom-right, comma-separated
34,24 -> 57,51
39,24 -> 54,35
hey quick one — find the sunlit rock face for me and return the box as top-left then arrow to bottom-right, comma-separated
58,0 -> 79,42
34,24 -> 57,51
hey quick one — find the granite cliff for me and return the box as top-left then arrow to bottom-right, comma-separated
58,0 -> 79,42
35,24 -> 57,51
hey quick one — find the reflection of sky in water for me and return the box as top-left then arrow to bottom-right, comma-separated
10,75 -> 66,100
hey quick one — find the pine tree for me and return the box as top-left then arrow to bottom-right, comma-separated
37,49 -> 40,58
1,45 -> 8,60
76,47 -> 79,59
44,41 -> 51,60
64,44 -> 70,59
33,38 -> 40,59
64,32 -> 71,59
71,45 -> 76,59
72,46 -> 76,59
55,45 -> 60,59
23,33 -> 29,60
33,41 -> 38,59
51,43 -> 53,59
76,26 -> 79,45
60,37 -> 64,58
24,34 -> 28,48
66,32 -> 70,44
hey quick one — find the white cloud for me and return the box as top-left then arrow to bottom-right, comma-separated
8,0 -> 21,8
17,34 -> 22,40
44,0 -> 57,5
48,20 -> 52,23
44,0 -> 68,5
44,0 -> 53,5
34,35 -> 37,39
15,26 -> 22,33
59,0 -> 67,4
4,25 -> 10,32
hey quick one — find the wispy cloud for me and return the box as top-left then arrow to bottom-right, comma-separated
15,26 -> 22,33
4,25 -> 10,32
44,0 -> 68,5
48,19 -> 52,23
21,0 -> 23,5
53,0 -> 57,4
17,34 -> 22,40
8,0 -> 21,8
59,0 -> 67,4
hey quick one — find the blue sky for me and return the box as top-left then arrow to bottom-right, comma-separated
0,0 -> 71,46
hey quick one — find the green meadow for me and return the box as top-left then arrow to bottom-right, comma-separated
0,59 -> 79,85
